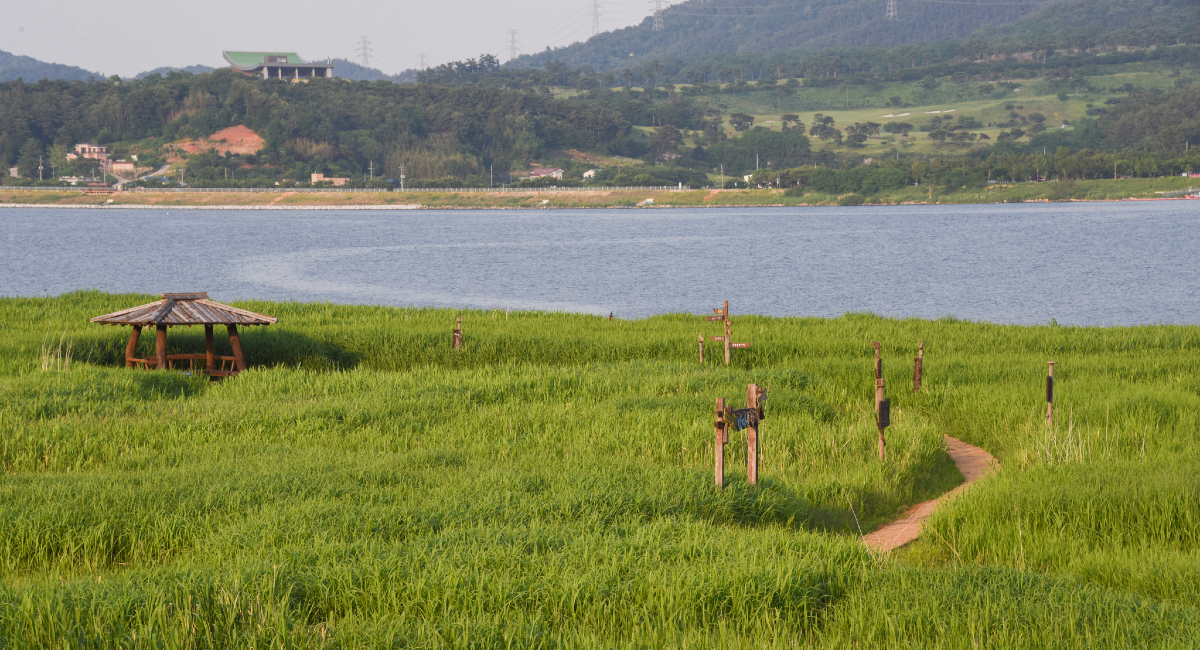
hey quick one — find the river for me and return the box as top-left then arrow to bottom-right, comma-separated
2,201 -> 1196,325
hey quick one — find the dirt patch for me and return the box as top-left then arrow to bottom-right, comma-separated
177,126 -> 264,156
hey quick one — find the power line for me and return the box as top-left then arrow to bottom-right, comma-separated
593,0 -> 603,34
652,0 -> 665,31
357,36 -> 373,67
417,53 -> 428,68
886,0 -> 898,20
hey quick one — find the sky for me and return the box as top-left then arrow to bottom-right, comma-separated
1,0 -> 660,78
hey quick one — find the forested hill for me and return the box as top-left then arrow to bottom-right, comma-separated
514,0 -> 1196,72
979,0 -> 1199,48
132,65 -> 216,80
514,0 -> 1053,71
0,50 -> 101,83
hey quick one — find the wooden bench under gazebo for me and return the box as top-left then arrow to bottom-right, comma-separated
91,293 -> 277,377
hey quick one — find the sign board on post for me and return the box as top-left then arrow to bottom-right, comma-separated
714,397 -> 726,487
1046,362 -> 1056,426
874,341 -> 886,460
913,339 -> 924,392
730,343 -> 751,349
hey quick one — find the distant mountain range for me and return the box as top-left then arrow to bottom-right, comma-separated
514,0 -> 1197,71
0,50 -> 413,84
4,0 -> 1193,86
0,49 -> 102,82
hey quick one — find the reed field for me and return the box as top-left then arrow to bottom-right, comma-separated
1,291 -> 1198,648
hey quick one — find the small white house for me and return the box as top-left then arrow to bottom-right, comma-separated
583,169 -> 597,179
530,167 -> 564,180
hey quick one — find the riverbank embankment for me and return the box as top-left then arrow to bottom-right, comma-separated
1,177 -> 1194,209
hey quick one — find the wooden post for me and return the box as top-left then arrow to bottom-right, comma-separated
874,341 -> 885,460
723,300 -> 731,366
698,333 -> 704,364
227,324 -> 247,372
125,325 -> 142,368
155,324 -> 169,370
453,316 -> 462,349
913,339 -> 924,392
714,397 -> 726,487
747,383 -> 759,484
1046,362 -> 1056,426
204,325 -> 215,372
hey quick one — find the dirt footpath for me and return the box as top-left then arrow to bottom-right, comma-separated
863,435 -> 998,552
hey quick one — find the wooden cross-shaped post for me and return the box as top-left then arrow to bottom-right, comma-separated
1046,362 -> 1056,427
453,316 -> 463,349
705,300 -> 750,365
874,341 -> 888,460
723,300 -> 731,366
913,339 -> 924,392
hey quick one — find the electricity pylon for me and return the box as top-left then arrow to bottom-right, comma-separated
358,37 -> 373,67
507,29 -> 520,60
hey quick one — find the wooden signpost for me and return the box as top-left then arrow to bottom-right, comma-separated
714,397 -> 727,487
913,340 -> 924,392
703,300 -> 750,366
713,384 -> 767,487
874,341 -> 889,460
453,316 -> 463,349
1046,361 -> 1056,426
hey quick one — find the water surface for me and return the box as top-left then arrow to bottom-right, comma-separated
2,202 -> 1196,325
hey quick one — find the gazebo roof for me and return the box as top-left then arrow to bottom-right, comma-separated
91,293 -> 277,327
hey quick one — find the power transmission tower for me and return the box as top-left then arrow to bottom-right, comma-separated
885,0 -> 898,21
507,29 -> 520,60
417,53 -> 428,68
652,0 -> 664,31
357,36 -> 373,67
592,0 -> 603,35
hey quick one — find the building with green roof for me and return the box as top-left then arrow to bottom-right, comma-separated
222,51 -> 333,80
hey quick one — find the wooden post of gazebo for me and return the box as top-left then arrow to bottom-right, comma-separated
125,325 -> 142,368
227,325 -> 247,372
155,324 -> 169,369
92,292 -> 275,376
205,325 -> 216,371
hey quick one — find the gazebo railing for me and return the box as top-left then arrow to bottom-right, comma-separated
127,354 -> 238,375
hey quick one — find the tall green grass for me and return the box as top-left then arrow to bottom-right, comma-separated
1,291 -> 1198,647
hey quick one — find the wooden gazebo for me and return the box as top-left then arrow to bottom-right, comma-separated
91,292 -> 277,377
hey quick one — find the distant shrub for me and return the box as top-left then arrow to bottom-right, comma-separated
838,193 -> 864,206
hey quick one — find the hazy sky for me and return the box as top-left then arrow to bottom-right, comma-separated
2,0 -> 659,77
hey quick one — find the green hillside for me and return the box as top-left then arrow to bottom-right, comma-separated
515,0 -> 1197,72
0,49 -> 101,83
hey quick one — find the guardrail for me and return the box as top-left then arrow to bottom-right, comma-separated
1161,187 -> 1199,198
1,185 -> 690,193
